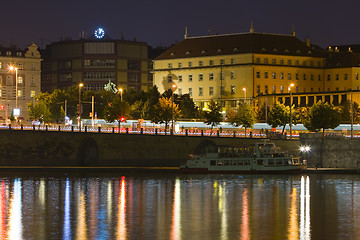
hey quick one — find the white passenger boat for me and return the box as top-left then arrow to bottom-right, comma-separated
180,141 -> 305,173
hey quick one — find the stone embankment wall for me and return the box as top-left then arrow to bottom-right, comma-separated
300,133 -> 360,169
0,129 -> 300,167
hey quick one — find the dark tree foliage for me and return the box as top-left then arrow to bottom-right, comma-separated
203,100 -> 223,133
304,101 -> 341,133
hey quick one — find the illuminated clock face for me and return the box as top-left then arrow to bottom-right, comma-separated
94,28 -> 105,39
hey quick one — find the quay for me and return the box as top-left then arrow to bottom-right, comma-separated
0,125 -> 359,170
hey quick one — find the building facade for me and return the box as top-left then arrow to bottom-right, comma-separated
0,44 -> 41,123
153,30 -> 360,113
42,31 -> 151,93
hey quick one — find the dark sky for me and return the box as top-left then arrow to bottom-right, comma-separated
1,0 -> 360,50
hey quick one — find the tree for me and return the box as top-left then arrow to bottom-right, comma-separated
226,102 -> 256,137
177,94 -> 199,119
203,100 -> 223,134
267,103 -> 290,134
338,100 -> 360,124
151,97 -> 181,135
27,101 -> 52,124
103,94 -> 131,130
304,101 -> 341,134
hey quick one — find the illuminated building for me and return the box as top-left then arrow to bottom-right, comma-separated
41,29 -> 151,93
153,27 -> 360,113
0,44 -> 41,123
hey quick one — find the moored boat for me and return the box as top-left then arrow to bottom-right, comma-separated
180,141 -> 305,173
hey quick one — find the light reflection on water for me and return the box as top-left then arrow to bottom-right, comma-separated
0,173 -> 359,239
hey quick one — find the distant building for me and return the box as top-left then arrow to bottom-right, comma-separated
0,44 -> 41,123
41,29 -> 151,93
153,27 -> 360,113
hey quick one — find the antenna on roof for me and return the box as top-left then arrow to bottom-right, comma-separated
291,25 -> 296,37
250,21 -> 254,33
184,27 -> 188,39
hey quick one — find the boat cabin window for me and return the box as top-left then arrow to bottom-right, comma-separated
257,160 -> 264,165
244,160 -> 250,165
268,159 -> 275,165
210,160 -> 216,166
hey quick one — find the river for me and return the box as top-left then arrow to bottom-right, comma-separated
0,171 -> 358,240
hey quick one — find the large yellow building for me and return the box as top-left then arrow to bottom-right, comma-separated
0,44 -> 41,123
153,29 -> 360,113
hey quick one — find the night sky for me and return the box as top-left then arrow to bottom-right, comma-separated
1,0 -> 360,50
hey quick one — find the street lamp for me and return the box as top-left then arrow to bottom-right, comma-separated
171,84 -> 177,135
78,83 -> 84,128
9,66 -> 18,117
118,88 -> 123,101
288,83 -> 295,139
242,87 -> 247,104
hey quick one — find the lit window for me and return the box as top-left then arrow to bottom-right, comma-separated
17,90 -> 22,97
231,85 -> 235,95
280,86 -> 283,93
280,73 -> 283,79
272,85 -> 276,93
0,90 -> 2,97
18,76 -> 23,84
272,72 -> 276,79
31,90 -> 35,97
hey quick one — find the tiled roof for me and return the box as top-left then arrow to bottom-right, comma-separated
155,32 -> 323,60
326,52 -> 360,67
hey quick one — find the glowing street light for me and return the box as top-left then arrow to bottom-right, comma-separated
242,87 -> 247,104
78,83 -> 84,128
9,66 -> 19,117
118,88 -> 123,101
171,84 -> 177,135
288,83 -> 295,139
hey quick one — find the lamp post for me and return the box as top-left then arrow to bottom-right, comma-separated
118,88 -> 123,101
288,83 -> 294,139
242,87 -> 247,104
78,83 -> 84,128
171,84 -> 177,135
9,66 -> 18,117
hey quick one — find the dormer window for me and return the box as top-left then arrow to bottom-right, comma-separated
170,52 -> 175,56
261,48 -> 266,52
16,52 -> 22,57
6,51 -> 11,56
233,48 -> 238,52
217,49 -> 222,53
284,49 -> 289,53
273,48 -> 278,52
307,50 -> 312,54
201,50 -> 206,54
296,50 -> 301,54
186,51 -> 191,55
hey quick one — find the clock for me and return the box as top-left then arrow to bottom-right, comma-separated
94,28 -> 105,39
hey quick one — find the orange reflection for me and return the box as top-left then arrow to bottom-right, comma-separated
117,176 -> 127,240
240,188 -> 250,240
288,188 -> 298,240
170,178 -> 181,240
76,190 -> 88,240
0,180 -> 6,239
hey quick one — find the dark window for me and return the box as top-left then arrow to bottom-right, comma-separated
128,60 -> 141,70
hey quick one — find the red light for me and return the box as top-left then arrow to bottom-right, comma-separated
120,117 -> 125,122
0,105 -> 3,110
